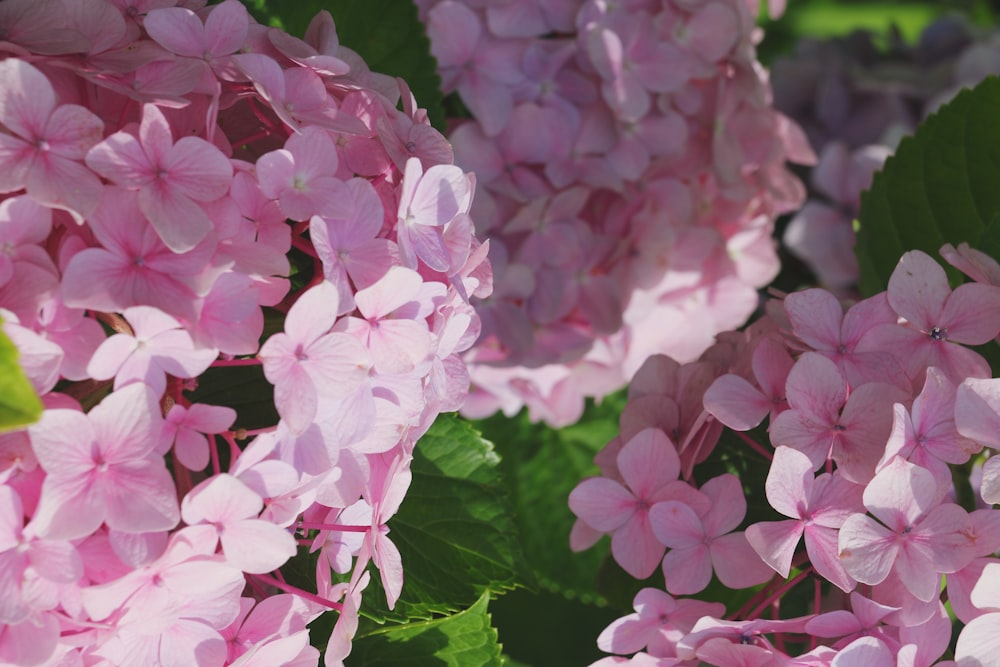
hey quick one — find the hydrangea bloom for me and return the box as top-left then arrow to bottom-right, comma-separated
574,248 -> 1000,667
417,0 -> 813,426
0,5 -> 490,665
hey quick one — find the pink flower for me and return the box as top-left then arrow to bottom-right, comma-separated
746,446 -> 863,592
86,102 -> 233,252
859,249 -> 1000,385
27,383 -> 180,540
0,58 -> 104,222
838,457 -> 976,602
60,187 -> 216,322
258,281 -> 370,432
597,587 -> 724,658
256,126 -> 342,222
651,473 -> 773,595
342,266 -> 436,376
161,402 -> 236,471
569,428 -> 691,579
395,157 -> 473,272
770,352 -> 908,483
87,305 -> 218,395
181,474 -> 297,574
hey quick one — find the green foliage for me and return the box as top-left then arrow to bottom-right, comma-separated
358,414 -> 534,626
189,364 -> 277,431
349,590 -> 502,667
857,76 -> 1000,295
0,324 -> 42,432
475,394 -> 627,603
236,0 -> 446,130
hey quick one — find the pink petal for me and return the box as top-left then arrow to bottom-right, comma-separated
711,532 -> 774,589
138,183 -> 213,253
941,282 -> 1000,345
102,459 -> 180,533
702,374 -> 769,431
88,384 -> 163,462
568,477 -> 636,532
956,378 -> 1000,448
182,474 -> 262,525
700,474 -> 746,537
163,136 -> 233,201
887,250 -> 950,330
616,428 -> 680,498
0,59 -> 54,140
955,613 -> 1000,665
661,543 -> 712,595
610,511 -> 664,579
804,524 -> 857,593
745,519 -> 802,577
863,458 -> 938,531
354,266 -> 422,320
32,471 -> 105,540
838,514 -> 897,586
144,6 -> 206,58
221,519 -> 296,574
649,500 -> 704,548
784,288 -> 843,350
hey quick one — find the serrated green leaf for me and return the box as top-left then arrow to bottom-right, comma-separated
358,414 -> 533,625
0,324 -> 43,432
349,590 -> 501,667
857,76 -> 1000,296
236,0 -> 445,131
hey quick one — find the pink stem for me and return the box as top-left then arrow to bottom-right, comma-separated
297,521 -> 370,533
250,573 -> 343,611
745,567 -> 813,620
734,430 -> 773,461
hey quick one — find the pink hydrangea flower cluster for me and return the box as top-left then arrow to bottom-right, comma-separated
0,1 -> 490,665
570,247 -> 1000,665
414,0 -> 814,426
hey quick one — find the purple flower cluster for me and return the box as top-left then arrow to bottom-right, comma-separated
416,0 -> 814,426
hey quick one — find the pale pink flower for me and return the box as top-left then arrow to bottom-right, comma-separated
161,402 -> 236,471
770,352 -> 908,483
60,187 -> 216,322
396,157 -> 473,272
0,58 -> 104,221
181,474 -> 296,573
343,266 -> 435,375
28,383 -> 180,540
258,281 -> 370,432
87,305 -> 218,395
86,102 -> 233,252
597,587 -> 724,658
838,457 -> 976,602
256,126 -> 342,221
746,446 -> 862,592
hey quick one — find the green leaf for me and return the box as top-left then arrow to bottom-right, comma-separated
358,414 -> 533,625
857,76 -> 1000,296
188,364 -> 277,431
475,394 -> 627,603
349,590 -> 501,667
236,0 -> 446,131
0,324 -> 43,432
